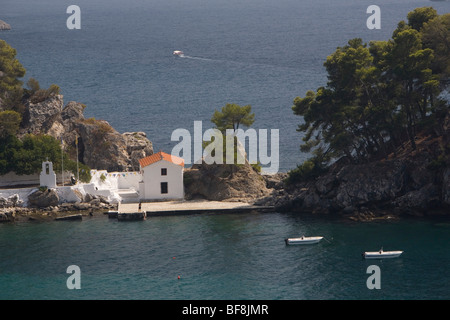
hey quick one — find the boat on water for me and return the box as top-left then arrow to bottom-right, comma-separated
362,248 -> 403,259
173,50 -> 184,57
285,236 -> 323,245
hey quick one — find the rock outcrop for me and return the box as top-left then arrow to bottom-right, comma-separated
28,189 -> 60,208
0,20 -> 11,30
0,194 -> 22,208
184,162 -> 271,202
256,122 -> 450,219
19,95 -> 153,171
123,132 -> 154,170
21,94 -> 64,136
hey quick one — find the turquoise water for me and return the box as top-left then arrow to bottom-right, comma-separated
1,213 -> 449,300
1,0 -> 449,300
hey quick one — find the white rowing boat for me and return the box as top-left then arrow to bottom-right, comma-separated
362,248 -> 403,259
285,236 -> 323,245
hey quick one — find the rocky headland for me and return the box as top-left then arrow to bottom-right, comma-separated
2,95 -> 449,223
1,93 -> 152,223
181,109 -> 449,222
255,110 -> 450,221
1,83 -> 448,224
19,95 -> 153,172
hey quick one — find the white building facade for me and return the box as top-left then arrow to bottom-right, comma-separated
138,151 -> 184,201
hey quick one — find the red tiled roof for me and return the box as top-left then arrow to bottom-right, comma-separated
139,151 -> 184,168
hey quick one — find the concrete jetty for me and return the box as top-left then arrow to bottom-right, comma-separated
114,200 -> 275,219
55,213 -> 83,221
117,211 -> 146,221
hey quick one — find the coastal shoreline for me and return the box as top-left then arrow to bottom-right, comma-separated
2,197 -> 449,224
0,202 -> 118,223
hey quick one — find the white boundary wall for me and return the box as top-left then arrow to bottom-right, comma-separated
0,171 -> 72,187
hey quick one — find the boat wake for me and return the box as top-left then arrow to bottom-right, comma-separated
173,50 -> 214,61
180,55 -> 213,62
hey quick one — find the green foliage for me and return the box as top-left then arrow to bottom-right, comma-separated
0,40 -> 91,182
0,39 -> 26,96
0,40 -> 26,114
79,165 -> 92,183
1,41 -> 61,113
63,157 -> 91,183
26,77 -> 40,95
0,134 -> 21,175
292,7 -> 449,177
211,103 -> 255,132
421,13 -> 450,77
251,162 -> 262,173
206,103 -> 257,166
0,132 -> 91,181
1,86 -> 25,114
286,158 -> 327,185
13,134 -> 63,175
0,110 -> 22,137
407,7 -> 438,31
25,78 -> 61,104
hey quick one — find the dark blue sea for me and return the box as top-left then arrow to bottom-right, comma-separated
1,0 -> 450,301
2,0 -> 448,172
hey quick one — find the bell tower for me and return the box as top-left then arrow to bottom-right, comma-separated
40,160 -> 57,189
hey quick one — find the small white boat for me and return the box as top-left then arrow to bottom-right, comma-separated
173,50 -> 184,57
285,236 -> 323,245
363,248 -> 403,259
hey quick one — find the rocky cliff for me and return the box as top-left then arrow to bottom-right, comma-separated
256,111 -> 450,220
184,162 -> 271,202
19,94 -> 153,172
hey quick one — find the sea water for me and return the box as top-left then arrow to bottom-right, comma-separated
1,0 -> 449,172
1,0 -> 450,300
0,213 -> 449,300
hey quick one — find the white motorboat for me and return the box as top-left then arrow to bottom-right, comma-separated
362,248 -> 403,259
285,236 -> 323,245
173,50 -> 184,57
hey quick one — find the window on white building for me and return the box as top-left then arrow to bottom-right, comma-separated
161,182 -> 168,194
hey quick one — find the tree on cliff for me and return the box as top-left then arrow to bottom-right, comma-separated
0,110 -> 21,137
207,103 -> 260,171
0,39 -> 26,112
407,7 -> 438,31
211,103 -> 255,132
289,8 -> 449,183
0,39 -> 91,182
421,13 -> 450,77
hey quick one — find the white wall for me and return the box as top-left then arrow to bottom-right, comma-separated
116,172 -> 141,190
140,160 -> 184,200
1,186 -> 82,207
90,170 -> 118,191
89,170 -> 141,191
0,172 -> 39,187
0,171 -> 72,187
0,187 -> 35,207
